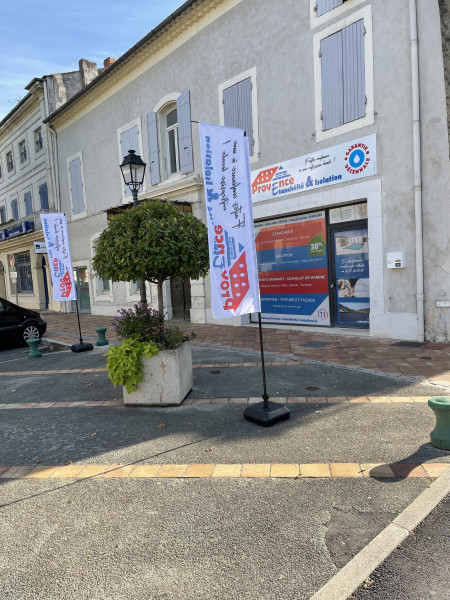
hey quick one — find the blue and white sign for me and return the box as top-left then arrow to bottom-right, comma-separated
199,123 -> 260,318
40,213 -> 77,301
251,134 -> 377,203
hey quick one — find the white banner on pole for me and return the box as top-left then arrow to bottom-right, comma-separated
40,213 -> 77,301
199,123 -> 261,318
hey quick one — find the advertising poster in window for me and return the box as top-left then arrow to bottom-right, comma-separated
40,213 -> 77,302
254,212 -> 330,326
333,229 -> 370,325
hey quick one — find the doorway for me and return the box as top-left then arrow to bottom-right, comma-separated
170,278 -> 191,320
327,220 -> 370,328
73,266 -> 91,312
0,261 -> 6,298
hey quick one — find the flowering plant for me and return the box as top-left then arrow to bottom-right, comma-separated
112,303 -> 195,350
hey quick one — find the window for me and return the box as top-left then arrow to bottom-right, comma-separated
147,90 -> 194,185
39,182 -> 49,210
97,278 -> 110,295
68,155 -> 85,214
11,198 -> 19,221
119,123 -> 141,198
130,280 -> 142,295
0,205 -> 6,223
320,19 -> 365,131
0,161 -> 2,179
24,191 -> 33,216
16,252 -> 33,293
34,128 -> 43,152
6,151 -> 14,173
19,140 -> 27,163
315,0 -> 347,17
223,78 -> 254,155
218,69 -> 259,159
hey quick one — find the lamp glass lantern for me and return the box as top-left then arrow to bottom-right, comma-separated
120,150 -> 146,192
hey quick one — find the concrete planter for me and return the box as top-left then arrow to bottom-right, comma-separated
123,341 -> 192,406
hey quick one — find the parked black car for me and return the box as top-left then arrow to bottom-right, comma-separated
0,297 -> 47,346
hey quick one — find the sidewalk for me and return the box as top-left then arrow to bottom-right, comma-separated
40,310 -> 450,387
1,311 -> 447,599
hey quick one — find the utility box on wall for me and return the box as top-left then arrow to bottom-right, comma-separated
386,251 -> 406,269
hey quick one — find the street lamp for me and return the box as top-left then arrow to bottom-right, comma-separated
119,149 -> 146,207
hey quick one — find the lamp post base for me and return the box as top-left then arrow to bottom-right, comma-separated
71,342 -> 94,353
243,401 -> 291,427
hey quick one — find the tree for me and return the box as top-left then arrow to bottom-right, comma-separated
93,200 -> 209,320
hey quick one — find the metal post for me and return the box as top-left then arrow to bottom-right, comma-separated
258,312 -> 269,407
132,188 -> 138,207
71,299 -> 93,353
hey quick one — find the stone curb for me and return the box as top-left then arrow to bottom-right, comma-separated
309,467 -> 450,600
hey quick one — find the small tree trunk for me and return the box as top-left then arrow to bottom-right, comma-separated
140,281 -> 147,304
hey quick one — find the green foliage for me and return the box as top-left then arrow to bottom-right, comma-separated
105,337 -> 158,394
112,303 -> 194,350
92,200 -> 209,297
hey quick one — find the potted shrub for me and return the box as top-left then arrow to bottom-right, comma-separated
92,200 -> 209,405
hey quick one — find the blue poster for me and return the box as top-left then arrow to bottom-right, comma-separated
334,229 -> 370,325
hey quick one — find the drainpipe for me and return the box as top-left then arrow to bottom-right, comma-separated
410,0 -> 425,342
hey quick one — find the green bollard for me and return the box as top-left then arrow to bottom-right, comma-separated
428,397 -> 450,451
95,327 -> 109,347
26,338 -> 42,359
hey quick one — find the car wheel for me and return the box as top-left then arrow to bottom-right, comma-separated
22,323 -> 41,344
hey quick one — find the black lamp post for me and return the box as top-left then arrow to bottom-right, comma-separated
119,149 -> 147,207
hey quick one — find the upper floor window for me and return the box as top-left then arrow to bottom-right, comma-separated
0,161 -> 2,180
6,151 -> 14,173
68,155 -> 85,214
11,198 -> 19,221
147,90 -> 194,185
39,182 -> 49,210
119,124 -> 141,198
218,69 -> 259,160
0,205 -> 6,223
24,191 -> 33,216
320,19 -> 365,131
19,140 -> 27,163
34,128 -> 43,152
315,0 -> 347,17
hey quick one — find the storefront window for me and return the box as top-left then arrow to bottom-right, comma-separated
16,252 -> 33,293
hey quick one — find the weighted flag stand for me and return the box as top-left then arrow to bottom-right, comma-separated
71,300 -> 93,353
243,312 -> 290,427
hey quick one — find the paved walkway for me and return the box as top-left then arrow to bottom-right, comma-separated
40,310 -> 450,386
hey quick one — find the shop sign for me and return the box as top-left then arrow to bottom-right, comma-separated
199,123 -> 260,318
34,241 -> 47,254
329,203 -> 367,224
254,211 -> 330,326
251,134 -> 377,203
40,213 -> 77,301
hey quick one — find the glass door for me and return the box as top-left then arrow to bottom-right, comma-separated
331,226 -> 370,327
73,267 -> 91,312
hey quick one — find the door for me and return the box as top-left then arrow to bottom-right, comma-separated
329,222 -> 369,327
73,267 -> 91,312
170,278 -> 191,320
0,262 -> 6,298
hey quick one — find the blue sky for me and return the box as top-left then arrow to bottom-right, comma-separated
0,0 -> 184,120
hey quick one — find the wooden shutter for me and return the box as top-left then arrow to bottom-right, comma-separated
69,158 -> 84,214
24,192 -> 33,216
343,19 -> 366,123
223,78 -> 254,155
321,30 -> 344,130
177,90 -> 194,174
39,183 -> 49,210
147,113 -> 161,185
316,0 -> 343,17
120,126 -> 139,197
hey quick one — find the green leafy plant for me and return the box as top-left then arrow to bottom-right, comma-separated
105,337 -> 159,394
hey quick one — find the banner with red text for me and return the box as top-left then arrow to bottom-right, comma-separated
199,123 -> 260,318
40,213 -> 77,301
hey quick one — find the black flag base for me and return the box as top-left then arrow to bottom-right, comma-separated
71,342 -> 94,353
244,400 -> 291,427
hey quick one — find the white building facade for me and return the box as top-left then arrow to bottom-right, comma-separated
47,0 -> 449,342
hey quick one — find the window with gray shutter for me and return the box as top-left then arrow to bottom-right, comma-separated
316,0 -> 344,17
120,126 -> 140,196
39,183 -> 49,210
223,78 -> 254,155
320,19 -> 365,131
177,90 -> 194,174
24,191 -> 33,215
11,199 -> 19,221
69,157 -> 85,214
147,112 -> 161,185
0,205 -> 6,223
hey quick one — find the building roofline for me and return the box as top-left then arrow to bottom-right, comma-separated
44,0 -> 199,125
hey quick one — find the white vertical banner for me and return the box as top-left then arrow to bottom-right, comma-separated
40,213 -> 77,301
199,123 -> 261,318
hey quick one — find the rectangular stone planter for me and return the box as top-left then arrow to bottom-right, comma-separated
123,341 -> 192,406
